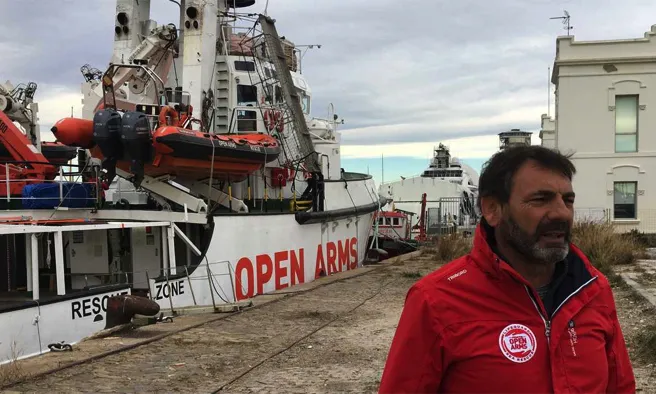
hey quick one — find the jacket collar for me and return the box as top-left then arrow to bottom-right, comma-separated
469,219 -> 600,320
469,219 -> 594,285
470,218 -> 507,279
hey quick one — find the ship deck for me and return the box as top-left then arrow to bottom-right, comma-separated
0,208 -> 209,225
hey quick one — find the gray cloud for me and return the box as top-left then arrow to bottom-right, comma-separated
2,0 -> 656,149
2,0 -> 117,87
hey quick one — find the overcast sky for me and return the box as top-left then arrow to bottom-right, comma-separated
2,0 -> 656,178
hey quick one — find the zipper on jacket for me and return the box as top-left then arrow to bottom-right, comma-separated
524,286 -> 551,344
551,276 -> 598,317
523,276 -> 599,345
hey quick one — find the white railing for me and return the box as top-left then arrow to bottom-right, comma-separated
142,260 -> 239,313
0,164 -> 101,208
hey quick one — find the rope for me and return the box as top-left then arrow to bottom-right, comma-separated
47,342 -> 73,352
36,301 -> 42,355
207,136 -> 216,213
205,257 -> 231,304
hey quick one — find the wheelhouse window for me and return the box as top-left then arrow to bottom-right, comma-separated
237,110 -> 257,132
615,95 -> 638,153
297,91 -> 310,115
236,85 -> 258,132
613,181 -> 637,219
237,84 -> 258,106
423,169 -> 463,177
234,61 -> 255,72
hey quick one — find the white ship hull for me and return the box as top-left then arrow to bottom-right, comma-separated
0,176 -> 380,364
380,175 -> 474,217
149,210 -> 374,309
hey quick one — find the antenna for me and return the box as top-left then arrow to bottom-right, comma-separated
294,44 -> 322,74
550,10 -> 573,36
381,153 -> 384,185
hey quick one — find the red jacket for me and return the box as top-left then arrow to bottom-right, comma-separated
379,223 -> 635,393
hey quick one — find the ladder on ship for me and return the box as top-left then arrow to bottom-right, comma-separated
256,14 -> 320,174
214,58 -> 230,133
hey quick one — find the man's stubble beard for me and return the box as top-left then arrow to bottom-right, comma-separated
498,212 -> 571,265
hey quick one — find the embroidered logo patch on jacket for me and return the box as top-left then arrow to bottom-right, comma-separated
499,324 -> 538,363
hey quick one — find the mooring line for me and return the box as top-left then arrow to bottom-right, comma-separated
211,277 -> 399,393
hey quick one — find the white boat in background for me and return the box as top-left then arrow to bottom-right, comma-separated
0,0 -> 384,364
377,131 -> 536,238
379,143 -> 479,236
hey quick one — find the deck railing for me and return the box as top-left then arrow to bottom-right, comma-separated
0,162 -> 101,208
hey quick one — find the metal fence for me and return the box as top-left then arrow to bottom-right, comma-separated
575,208 -> 656,234
421,204 -> 656,235
425,197 -> 479,236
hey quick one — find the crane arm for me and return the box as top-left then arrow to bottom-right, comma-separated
0,109 -> 54,176
92,24 -> 178,109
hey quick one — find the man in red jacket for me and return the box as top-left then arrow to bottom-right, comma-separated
379,145 -> 635,393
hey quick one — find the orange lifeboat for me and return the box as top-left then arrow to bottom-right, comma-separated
51,111 -> 282,182
148,126 -> 281,181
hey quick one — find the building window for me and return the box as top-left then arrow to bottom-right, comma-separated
615,95 -> 638,152
613,181 -> 637,219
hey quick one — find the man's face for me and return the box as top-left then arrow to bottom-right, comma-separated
485,160 -> 575,265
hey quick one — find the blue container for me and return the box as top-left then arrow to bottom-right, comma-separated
21,183 -> 96,209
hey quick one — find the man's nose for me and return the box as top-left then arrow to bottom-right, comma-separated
547,197 -> 573,222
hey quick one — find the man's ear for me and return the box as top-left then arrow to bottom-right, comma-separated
480,196 -> 502,227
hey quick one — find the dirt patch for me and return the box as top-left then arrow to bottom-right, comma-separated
610,274 -> 656,392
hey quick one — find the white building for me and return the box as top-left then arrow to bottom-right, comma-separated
541,24 -> 656,232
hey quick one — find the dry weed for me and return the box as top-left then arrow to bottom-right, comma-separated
632,325 -> 656,365
0,341 -> 26,387
418,221 -> 645,274
572,220 -> 646,275
433,233 -> 473,262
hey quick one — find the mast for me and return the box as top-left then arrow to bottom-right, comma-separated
113,0 -> 152,65
180,0 -> 222,131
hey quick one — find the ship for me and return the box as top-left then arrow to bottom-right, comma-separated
378,143 -> 479,237
0,0 -> 384,364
